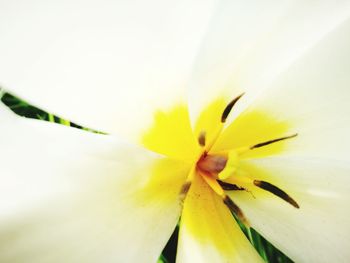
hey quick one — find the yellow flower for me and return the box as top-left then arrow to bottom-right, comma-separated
1,0 -> 350,262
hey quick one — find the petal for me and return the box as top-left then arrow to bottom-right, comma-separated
212,106 -> 295,158
189,0 -> 350,127
0,0 -> 218,141
0,103 -> 190,262
176,174 -> 263,263
218,14 -> 350,262
229,157 -> 350,263
214,15 -> 350,161
141,103 -> 201,162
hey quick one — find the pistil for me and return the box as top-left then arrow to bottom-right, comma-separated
197,154 -> 227,174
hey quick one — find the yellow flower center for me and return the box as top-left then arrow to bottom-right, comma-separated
141,94 -> 300,227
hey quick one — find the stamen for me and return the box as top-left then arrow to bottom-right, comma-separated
223,195 -> 249,226
218,179 -> 256,199
201,173 -> 224,196
198,131 -> 206,147
253,180 -> 300,209
217,180 -> 245,191
179,166 -> 196,202
179,181 -> 192,202
221,93 -> 245,123
250,133 -> 298,150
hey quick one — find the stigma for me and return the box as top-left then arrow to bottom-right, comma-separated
197,153 -> 227,175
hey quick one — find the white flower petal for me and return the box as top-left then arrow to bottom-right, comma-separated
216,8 -> 350,263
0,0 -> 218,141
222,15 -> 350,161
189,0 -> 350,126
0,104 -> 190,262
230,157 -> 350,263
176,174 -> 263,263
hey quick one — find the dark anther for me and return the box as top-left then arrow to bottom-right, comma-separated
179,181 -> 192,203
198,131 -> 206,147
217,180 -> 246,191
221,93 -> 245,123
223,195 -> 249,226
253,180 -> 300,209
180,181 -> 191,197
250,133 -> 298,150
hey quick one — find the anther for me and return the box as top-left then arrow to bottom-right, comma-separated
179,181 -> 192,202
218,179 -> 256,198
221,93 -> 245,123
223,195 -> 249,226
198,131 -> 206,147
250,133 -> 298,150
253,180 -> 300,208
217,180 -> 246,191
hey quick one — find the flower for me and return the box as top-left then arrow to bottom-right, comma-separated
1,0 -> 350,262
